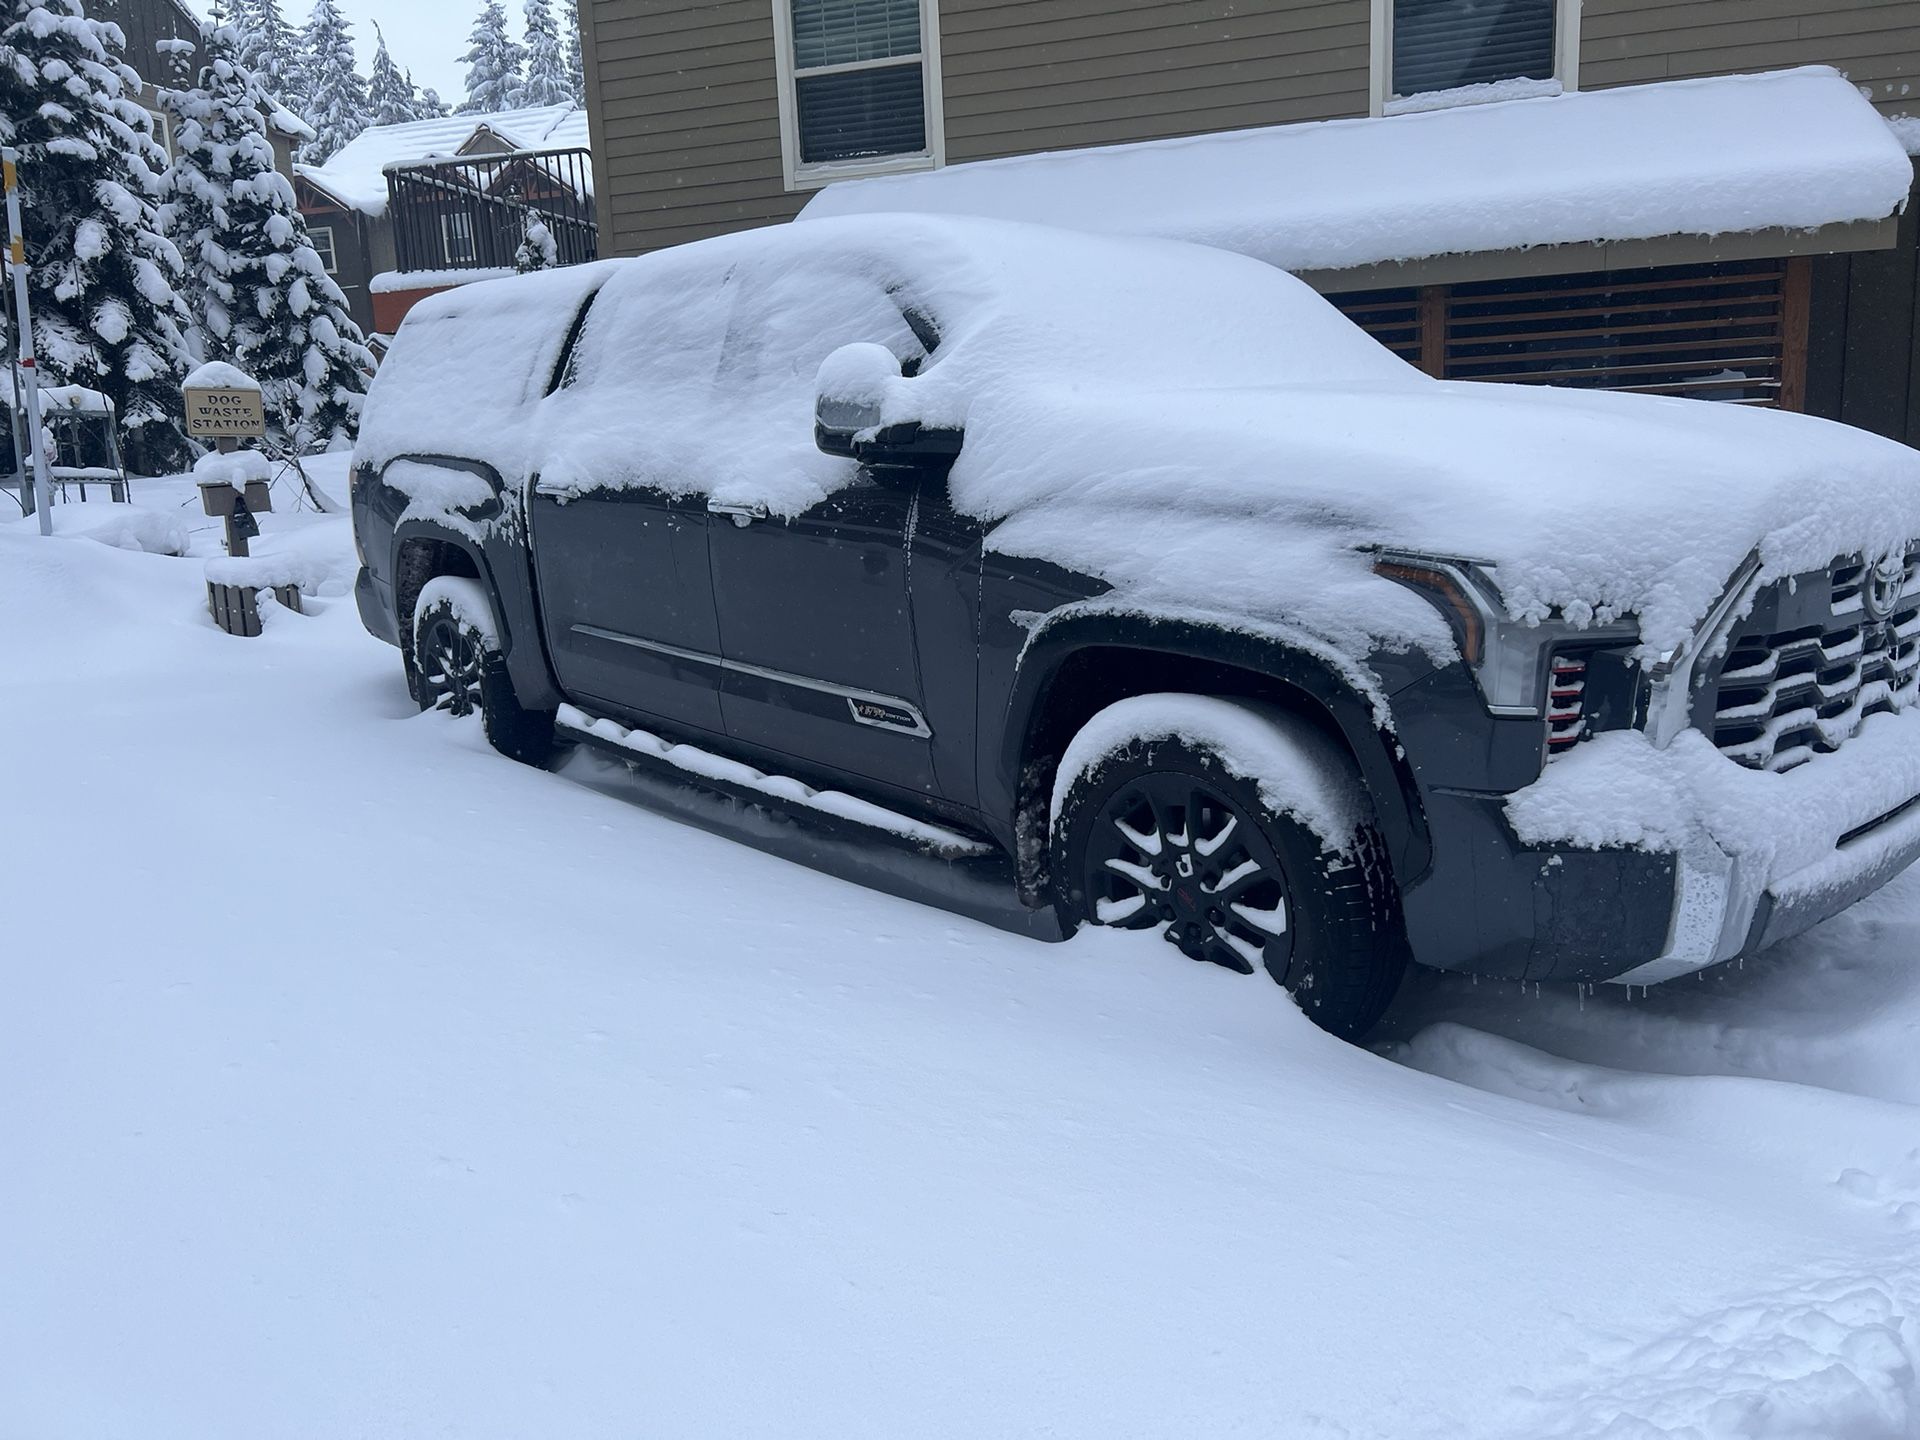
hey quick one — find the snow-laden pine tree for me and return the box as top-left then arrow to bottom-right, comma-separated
562,0 -> 584,102
231,0 -> 305,118
160,24 -> 373,450
366,22 -> 420,127
515,0 -> 571,107
0,0 -> 194,471
299,0 -> 369,162
416,79 -> 451,118
459,0 -> 523,113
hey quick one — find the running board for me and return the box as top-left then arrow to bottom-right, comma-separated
553,704 -> 1066,943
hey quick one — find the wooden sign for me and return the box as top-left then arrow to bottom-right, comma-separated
185,385 -> 266,438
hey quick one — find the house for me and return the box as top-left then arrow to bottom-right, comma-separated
574,0 -> 1920,448
295,105 -> 596,339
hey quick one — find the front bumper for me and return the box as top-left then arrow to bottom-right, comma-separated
1613,790 -> 1920,985
1499,707 -> 1920,985
355,564 -> 400,648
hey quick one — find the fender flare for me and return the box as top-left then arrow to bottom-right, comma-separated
998,611 -> 1433,892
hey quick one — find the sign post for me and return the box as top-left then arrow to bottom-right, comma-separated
3,146 -> 53,535
185,363 -> 270,557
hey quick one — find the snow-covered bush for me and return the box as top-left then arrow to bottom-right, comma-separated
514,214 -> 557,273
160,23 -> 374,450
0,0 -> 195,473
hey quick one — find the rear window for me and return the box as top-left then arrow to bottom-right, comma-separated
355,264 -> 614,474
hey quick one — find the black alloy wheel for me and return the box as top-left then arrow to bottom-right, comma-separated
1081,771 -> 1292,977
1053,716 -> 1409,1040
415,607 -> 486,717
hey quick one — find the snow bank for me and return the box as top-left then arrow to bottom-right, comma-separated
801,69 -> 1914,275
7,502 -> 192,556
183,360 -> 259,392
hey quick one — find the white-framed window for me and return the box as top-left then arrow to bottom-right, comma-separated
772,0 -> 945,191
1370,0 -> 1580,116
308,223 -> 338,274
441,212 -> 476,266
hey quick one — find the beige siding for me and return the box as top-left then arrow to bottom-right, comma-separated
1582,0 -> 1920,114
582,0 -> 802,258
940,0 -> 1369,159
585,0 -> 1920,259
585,0 -> 1370,256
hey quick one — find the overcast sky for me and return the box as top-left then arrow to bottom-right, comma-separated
305,0 -> 484,104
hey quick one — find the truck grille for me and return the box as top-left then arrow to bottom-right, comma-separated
1710,551 -> 1920,773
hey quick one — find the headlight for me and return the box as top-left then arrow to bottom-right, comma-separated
1372,551 -> 1636,717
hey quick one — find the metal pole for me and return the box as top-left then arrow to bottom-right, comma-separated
1,258 -> 27,514
3,147 -> 53,535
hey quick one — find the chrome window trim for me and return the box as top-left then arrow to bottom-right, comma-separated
570,623 -> 934,738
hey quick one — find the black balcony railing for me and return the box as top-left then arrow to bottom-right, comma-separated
385,146 -> 598,275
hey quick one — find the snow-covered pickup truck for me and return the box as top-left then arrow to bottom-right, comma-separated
350,215 -> 1920,1038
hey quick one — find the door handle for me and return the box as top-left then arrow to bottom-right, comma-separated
708,499 -> 768,527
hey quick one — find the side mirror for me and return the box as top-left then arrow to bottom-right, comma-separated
813,341 -> 962,466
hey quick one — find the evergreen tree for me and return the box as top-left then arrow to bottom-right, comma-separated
160,24 -> 372,450
232,0 -> 305,118
299,0 -> 369,162
459,0 -> 523,114
0,0 -> 194,471
366,22 -> 419,127
515,0 -> 570,107
562,0 -> 584,102
416,78 -> 451,119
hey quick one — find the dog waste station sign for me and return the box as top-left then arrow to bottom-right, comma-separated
184,383 -> 265,438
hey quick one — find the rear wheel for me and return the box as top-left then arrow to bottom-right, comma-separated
1051,695 -> 1407,1039
411,576 -> 555,767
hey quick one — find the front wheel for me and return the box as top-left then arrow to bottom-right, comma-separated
1051,694 -> 1408,1040
411,576 -> 555,767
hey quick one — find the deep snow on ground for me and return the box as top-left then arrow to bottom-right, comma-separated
5,468 -> 1920,1439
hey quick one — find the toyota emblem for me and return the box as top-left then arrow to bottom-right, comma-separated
1864,553 -> 1908,623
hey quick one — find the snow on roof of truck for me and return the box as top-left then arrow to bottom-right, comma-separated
799,68 -> 1913,277
297,104 -> 590,216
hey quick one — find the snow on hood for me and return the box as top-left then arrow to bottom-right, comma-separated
953,376 -> 1920,660
800,68 -> 1914,276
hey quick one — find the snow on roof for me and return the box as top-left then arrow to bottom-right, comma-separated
801,68 -> 1916,276
297,104 -> 589,216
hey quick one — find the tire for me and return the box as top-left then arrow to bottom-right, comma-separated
1050,694 -> 1408,1040
411,576 -> 555,767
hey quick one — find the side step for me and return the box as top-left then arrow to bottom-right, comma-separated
554,704 -> 1066,942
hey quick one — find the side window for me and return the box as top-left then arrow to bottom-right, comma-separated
714,261 -> 927,402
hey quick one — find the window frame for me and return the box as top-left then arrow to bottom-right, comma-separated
771,0 -> 946,192
308,223 -> 338,275
1369,0 -> 1581,117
